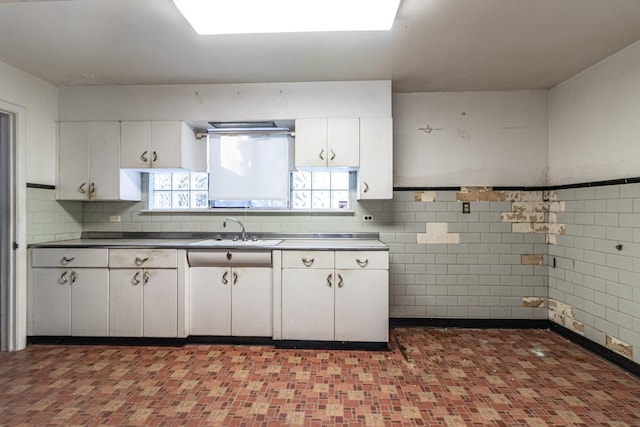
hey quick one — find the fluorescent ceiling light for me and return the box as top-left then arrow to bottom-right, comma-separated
173,0 -> 401,35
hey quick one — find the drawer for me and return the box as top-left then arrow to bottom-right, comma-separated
109,249 -> 177,268
335,251 -> 388,270
282,251 -> 334,269
32,248 -> 109,268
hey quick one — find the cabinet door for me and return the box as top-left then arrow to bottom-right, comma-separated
32,268 -> 71,335
327,118 -> 359,167
231,267 -> 272,337
89,122 -> 121,200
120,121 -> 152,168
109,268 -> 143,337
334,269 -> 389,342
295,118 -> 328,167
358,117 -> 393,200
282,268 -> 334,340
70,268 -> 109,336
58,122 -> 89,200
143,269 -> 178,337
151,121 -> 183,169
189,267 -> 231,336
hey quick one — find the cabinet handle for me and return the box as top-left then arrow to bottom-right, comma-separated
233,272 -> 238,285
337,273 -> 343,288
222,271 -> 229,285
330,149 -> 336,160
70,270 -> 77,284
363,181 -> 369,193
152,151 -> 158,163
141,151 -> 148,162
59,271 -> 69,284
132,271 -> 141,285
89,182 -> 96,195
356,258 -> 369,268
143,271 -> 150,284
78,183 -> 86,194
135,256 -> 149,266
61,256 -> 75,265
327,273 -> 332,287
319,149 -> 325,161
301,257 -> 314,267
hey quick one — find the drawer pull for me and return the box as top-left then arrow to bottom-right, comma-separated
141,151 -> 148,162
233,272 -> 238,285
330,149 -> 336,160
327,273 -> 332,287
59,271 -> 69,284
319,149 -> 325,161
337,273 -> 343,288
143,271 -> 150,285
78,183 -> 86,194
132,271 -> 141,285
222,271 -> 229,285
302,257 -> 314,267
70,270 -> 77,284
135,256 -> 149,266
356,258 -> 369,268
61,256 -> 75,264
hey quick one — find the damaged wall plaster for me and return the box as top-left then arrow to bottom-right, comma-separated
521,254 -> 544,265
606,336 -> 634,360
522,297 -> 545,308
415,191 -> 437,202
548,298 -> 585,335
457,187 -> 565,245
417,223 -> 460,244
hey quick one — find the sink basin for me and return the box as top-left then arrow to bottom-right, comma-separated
188,239 -> 283,247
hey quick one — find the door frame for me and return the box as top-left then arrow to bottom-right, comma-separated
0,99 -> 27,351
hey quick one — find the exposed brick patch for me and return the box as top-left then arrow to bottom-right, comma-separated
521,254 -> 544,265
606,336 -> 633,360
501,212 -> 544,223
522,297 -> 545,308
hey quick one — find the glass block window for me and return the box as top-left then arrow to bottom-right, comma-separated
292,170 -> 350,210
149,172 -> 209,210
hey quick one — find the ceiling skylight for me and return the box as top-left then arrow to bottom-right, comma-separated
173,0 -> 401,35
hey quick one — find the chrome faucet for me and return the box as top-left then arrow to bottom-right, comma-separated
223,217 -> 247,241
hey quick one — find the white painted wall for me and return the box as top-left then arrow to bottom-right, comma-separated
0,61 -> 58,185
58,81 -> 392,121
393,90 -> 548,187
549,40 -> 640,185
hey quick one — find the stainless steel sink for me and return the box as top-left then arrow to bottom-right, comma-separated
188,239 -> 283,247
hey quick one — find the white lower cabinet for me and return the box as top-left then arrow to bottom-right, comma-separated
281,250 -> 389,342
189,267 -> 272,337
31,249 -> 109,336
109,268 -> 178,337
109,249 -> 179,338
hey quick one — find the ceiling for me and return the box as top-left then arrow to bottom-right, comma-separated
1,0 -> 640,93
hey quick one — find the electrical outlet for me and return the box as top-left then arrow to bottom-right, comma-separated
109,215 -> 121,223
363,214 -> 374,222
462,202 -> 471,214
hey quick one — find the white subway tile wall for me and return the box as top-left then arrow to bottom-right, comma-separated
26,187 -> 82,244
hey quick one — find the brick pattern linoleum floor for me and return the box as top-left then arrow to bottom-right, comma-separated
1,328 -> 639,426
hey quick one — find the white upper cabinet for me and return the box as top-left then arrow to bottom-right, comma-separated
295,118 -> 359,168
120,121 -> 206,171
358,117 -> 393,200
57,121 -> 141,201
